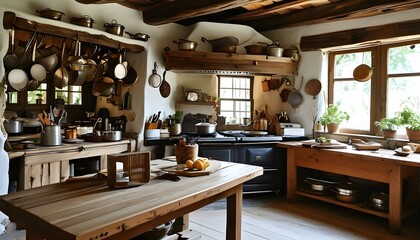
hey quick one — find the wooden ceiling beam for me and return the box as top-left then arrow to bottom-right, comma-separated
143,0 -> 259,25
300,19 -> 420,51
239,0 -> 420,31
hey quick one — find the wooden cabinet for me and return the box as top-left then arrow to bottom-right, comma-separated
163,50 -> 299,76
13,140 -> 134,190
278,142 -> 420,234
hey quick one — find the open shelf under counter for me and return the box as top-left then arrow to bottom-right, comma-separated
296,189 -> 417,220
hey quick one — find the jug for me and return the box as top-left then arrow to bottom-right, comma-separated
253,117 -> 268,131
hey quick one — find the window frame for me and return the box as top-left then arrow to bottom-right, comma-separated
328,39 -> 420,136
217,75 -> 254,122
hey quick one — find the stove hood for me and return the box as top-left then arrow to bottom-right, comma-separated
163,49 -> 299,76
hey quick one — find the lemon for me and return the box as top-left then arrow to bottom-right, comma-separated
185,160 -> 194,170
193,159 -> 205,171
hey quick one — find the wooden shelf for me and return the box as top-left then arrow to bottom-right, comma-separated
296,189 -> 417,220
3,11 -> 144,53
163,49 -> 299,76
176,101 -> 214,106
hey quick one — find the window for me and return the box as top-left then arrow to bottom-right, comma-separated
328,40 -> 420,135
218,76 -> 253,124
55,86 -> 83,105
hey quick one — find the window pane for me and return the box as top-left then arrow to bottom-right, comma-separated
220,89 -> 232,98
28,83 -> 47,104
220,78 -> 232,88
334,51 -> 371,78
387,77 -> 420,117
388,44 -> 420,74
333,81 -> 371,130
220,100 -> 233,111
8,92 -> 18,104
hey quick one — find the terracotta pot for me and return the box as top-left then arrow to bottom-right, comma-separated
406,128 -> 420,141
327,123 -> 339,133
381,129 -> 397,139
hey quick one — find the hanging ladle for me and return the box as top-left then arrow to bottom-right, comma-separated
148,62 -> 161,88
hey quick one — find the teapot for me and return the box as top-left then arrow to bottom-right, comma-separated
253,116 -> 268,131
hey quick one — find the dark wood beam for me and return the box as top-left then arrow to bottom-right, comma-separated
75,0 -> 175,11
300,19 -> 420,51
240,0 -> 420,31
143,0 -> 259,25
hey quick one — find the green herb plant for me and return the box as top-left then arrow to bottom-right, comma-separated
319,104 -> 350,126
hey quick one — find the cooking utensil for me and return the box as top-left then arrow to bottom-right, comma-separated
40,125 -> 62,146
245,44 -> 265,55
288,77 -> 304,109
16,31 -> 37,70
104,19 -> 125,36
369,192 -> 389,211
201,36 -> 238,53
125,31 -> 150,41
29,39 -> 47,82
353,64 -> 373,82
266,43 -> 283,57
159,70 -> 171,98
7,68 -> 28,91
330,182 -> 364,203
114,49 -> 127,79
4,119 -> 24,134
195,122 -> 216,136
148,62 -> 161,88
36,8 -> 65,20
102,130 -> 122,142
93,77 -> 115,97
173,39 -> 198,51
70,15 -> 95,28
54,40 -> 69,89
304,79 -> 322,99
4,27 -> 19,70
70,38 -> 87,71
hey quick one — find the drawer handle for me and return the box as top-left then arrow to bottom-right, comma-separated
255,155 -> 262,160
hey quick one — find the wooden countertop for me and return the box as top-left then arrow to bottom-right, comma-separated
277,141 -> 420,168
8,139 -> 133,159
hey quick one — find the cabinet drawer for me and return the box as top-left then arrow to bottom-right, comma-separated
198,146 -> 234,162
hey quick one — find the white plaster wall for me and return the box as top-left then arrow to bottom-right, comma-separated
261,9 -> 420,136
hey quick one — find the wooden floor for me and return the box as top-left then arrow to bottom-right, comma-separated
189,193 -> 420,240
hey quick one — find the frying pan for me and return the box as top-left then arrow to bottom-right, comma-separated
160,70 -> 170,98
304,79 -> 322,99
3,27 -> 19,70
148,62 -> 161,88
7,69 -> 28,91
288,77 -> 304,109
54,40 -> 69,89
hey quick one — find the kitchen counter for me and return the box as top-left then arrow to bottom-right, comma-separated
277,141 -> 420,234
8,139 -> 135,190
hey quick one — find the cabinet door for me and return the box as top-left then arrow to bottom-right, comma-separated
238,145 -> 277,168
198,145 -> 234,162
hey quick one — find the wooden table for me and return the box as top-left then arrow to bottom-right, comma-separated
277,142 -> 420,234
0,160 -> 263,240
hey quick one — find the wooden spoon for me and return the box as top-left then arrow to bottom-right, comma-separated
159,70 -> 170,98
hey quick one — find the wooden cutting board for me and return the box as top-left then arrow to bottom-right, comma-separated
311,142 -> 348,149
165,161 -> 223,177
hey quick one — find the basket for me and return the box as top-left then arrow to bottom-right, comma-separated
107,151 -> 151,188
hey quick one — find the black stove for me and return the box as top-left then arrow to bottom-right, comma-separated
188,131 -> 308,143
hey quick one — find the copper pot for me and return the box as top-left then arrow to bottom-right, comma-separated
104,19 -> 125,36
36,8 -> 65,20
71,15 -> 95,28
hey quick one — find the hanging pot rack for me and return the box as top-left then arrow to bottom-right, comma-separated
3,11 -> 143,53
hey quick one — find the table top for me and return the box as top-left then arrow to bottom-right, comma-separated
0,159 -> 263,240
277,141 -> 420,168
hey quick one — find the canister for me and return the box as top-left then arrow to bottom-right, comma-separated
41,125 -> 62,146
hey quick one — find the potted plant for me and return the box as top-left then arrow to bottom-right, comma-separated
169,110 -> 183,136
397,107 -> 420,141
320,104 -> 350,133
374,117 -> 399,138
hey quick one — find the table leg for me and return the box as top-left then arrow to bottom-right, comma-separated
286,148 -> 297,201
226,184 -> 243,240
389,165 -> 402,234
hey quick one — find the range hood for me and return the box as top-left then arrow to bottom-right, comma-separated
163,50 -> 299,76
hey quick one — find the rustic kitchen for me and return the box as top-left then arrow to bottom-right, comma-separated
1,0 -> 420,239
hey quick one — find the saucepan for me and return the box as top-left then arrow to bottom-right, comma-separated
173,39 -> 198,51
102,130 -> 122,142
36,8 -> 65,21
288,77 -> 304,109
195,122 -> 216,136
201,36 -> 239,53
104,19 -> 125,36
4,119 -> 24,134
